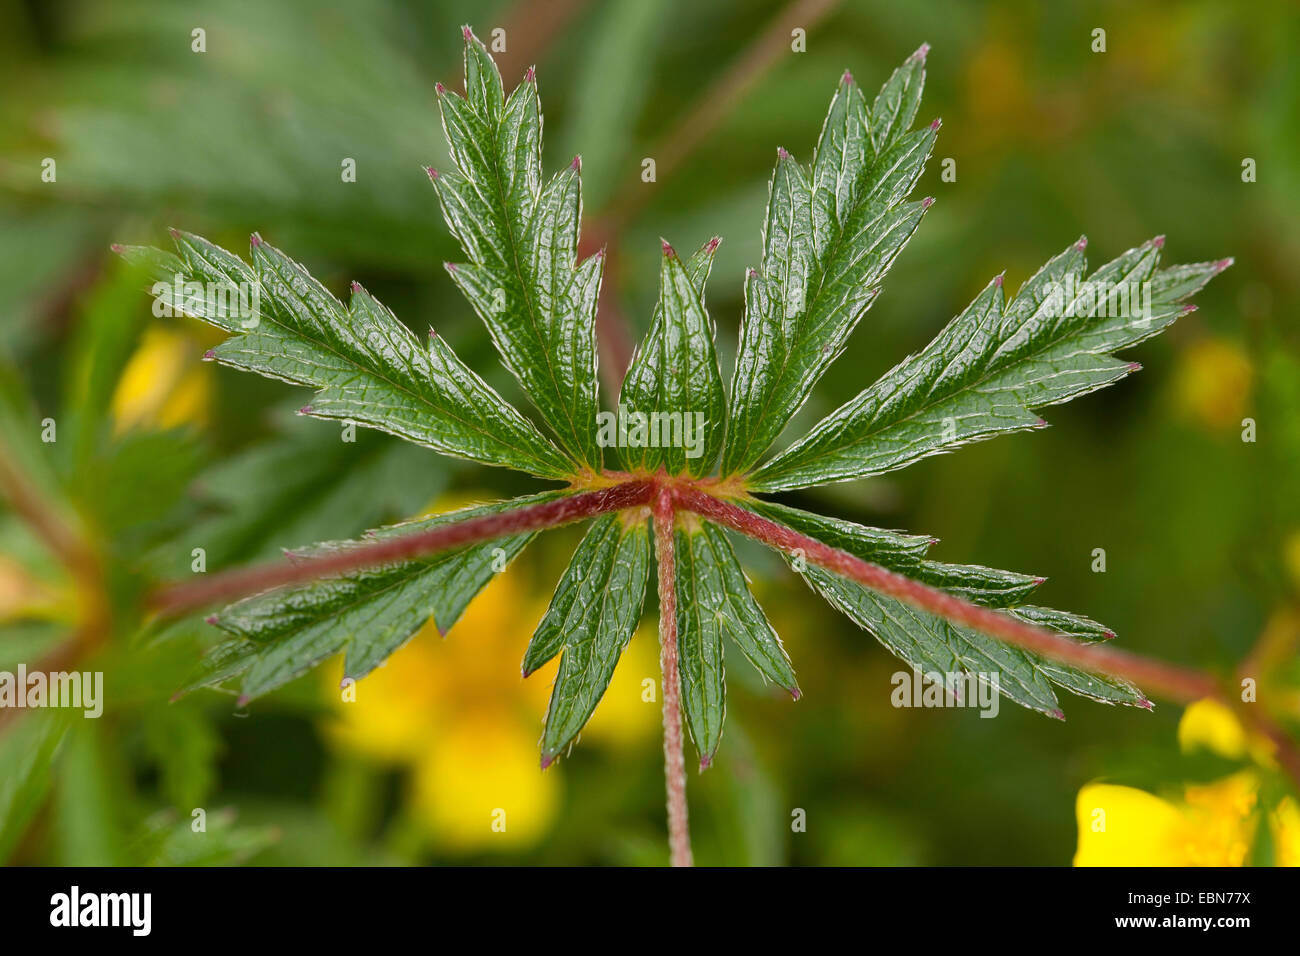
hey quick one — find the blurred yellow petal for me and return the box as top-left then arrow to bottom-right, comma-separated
411,712 -> 559,851
1270,797 -> 1300,867
1172,338 -> 1253,432
1075,774 -> 1258,866
323,647 -> 440,763
1075,783 -> 1187,866
111,327 -> 211,433
323,538 -> 555,761
1178,698 -> 1248,760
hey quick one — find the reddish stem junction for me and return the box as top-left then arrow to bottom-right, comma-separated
151,472 -> 1278,864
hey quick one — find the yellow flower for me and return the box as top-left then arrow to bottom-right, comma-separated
1074,775 -> 1256,867
1171,337 -> 1253,433
111,326 -> 212,432
1178,698 -> 1247,760
1272,798 -> 1300,867
322,514 -> 658,852
1074,699 -> 1298,866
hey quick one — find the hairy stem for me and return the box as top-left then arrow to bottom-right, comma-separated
674,485 -> 1221,705
653,487 -> 693,867
152,479 -> 656,615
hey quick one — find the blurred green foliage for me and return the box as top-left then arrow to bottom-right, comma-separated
1,0 -> 1297,865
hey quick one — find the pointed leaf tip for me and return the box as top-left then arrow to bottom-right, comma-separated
1152,235 -> 1166,248
921,196 -> 935,209
1127,361 -> 1143,372
841,69 -> 853,85
435,81 -> 446,95
350,280 -> 362,294
777,145 -> 790,160
570,154 -> 581,171
425,165 -> 438,180
1180,303 -> 1198,315
525,65 -> 535,82
1075,235 -> 1088,251
1050,709 -> 1066,721
790,687 -> 802,701
993,272 -> 1005,288
705,236 -> 722,252
235,695 -> 250,709
462,25 -> 473,41
661,239 -> 675,257
204,614 -> 218,625
202,349 -> 216,361
109,242 -> 124,254
249,233 -> 262,247
540,753 -> 555,770
914,42 -> 931,61
699,756 -> 712,771
1033,416 -> 1049,428
298,405 -> 314,415
930,117 -> 942,131
168,226 -> 181,239
1138,698 -> 1154,711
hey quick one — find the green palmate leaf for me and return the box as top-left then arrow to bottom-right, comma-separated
523,513 -> 652,762
430,28 -> 602,471
674,517 -> 798,766
123,33 -> 1222,787
722,46 -> 936,476
187,492 -> 563,702
117,232 -> 572,480
737,498 -> 1146,714
617,239 -> 726,477
752,238 -> 1231,491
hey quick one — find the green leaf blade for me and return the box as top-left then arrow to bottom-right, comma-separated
746,501 -> 1146,717
433,31 -> 603,470
672,517 -> 798,767
185,492 -> 563,703
119,233 -> 573,480
753,239 -> 1230,492
527,514 -> 652,761
722,49 -> 936,477
673,521 -> 728,767
618,240 -> 726,476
